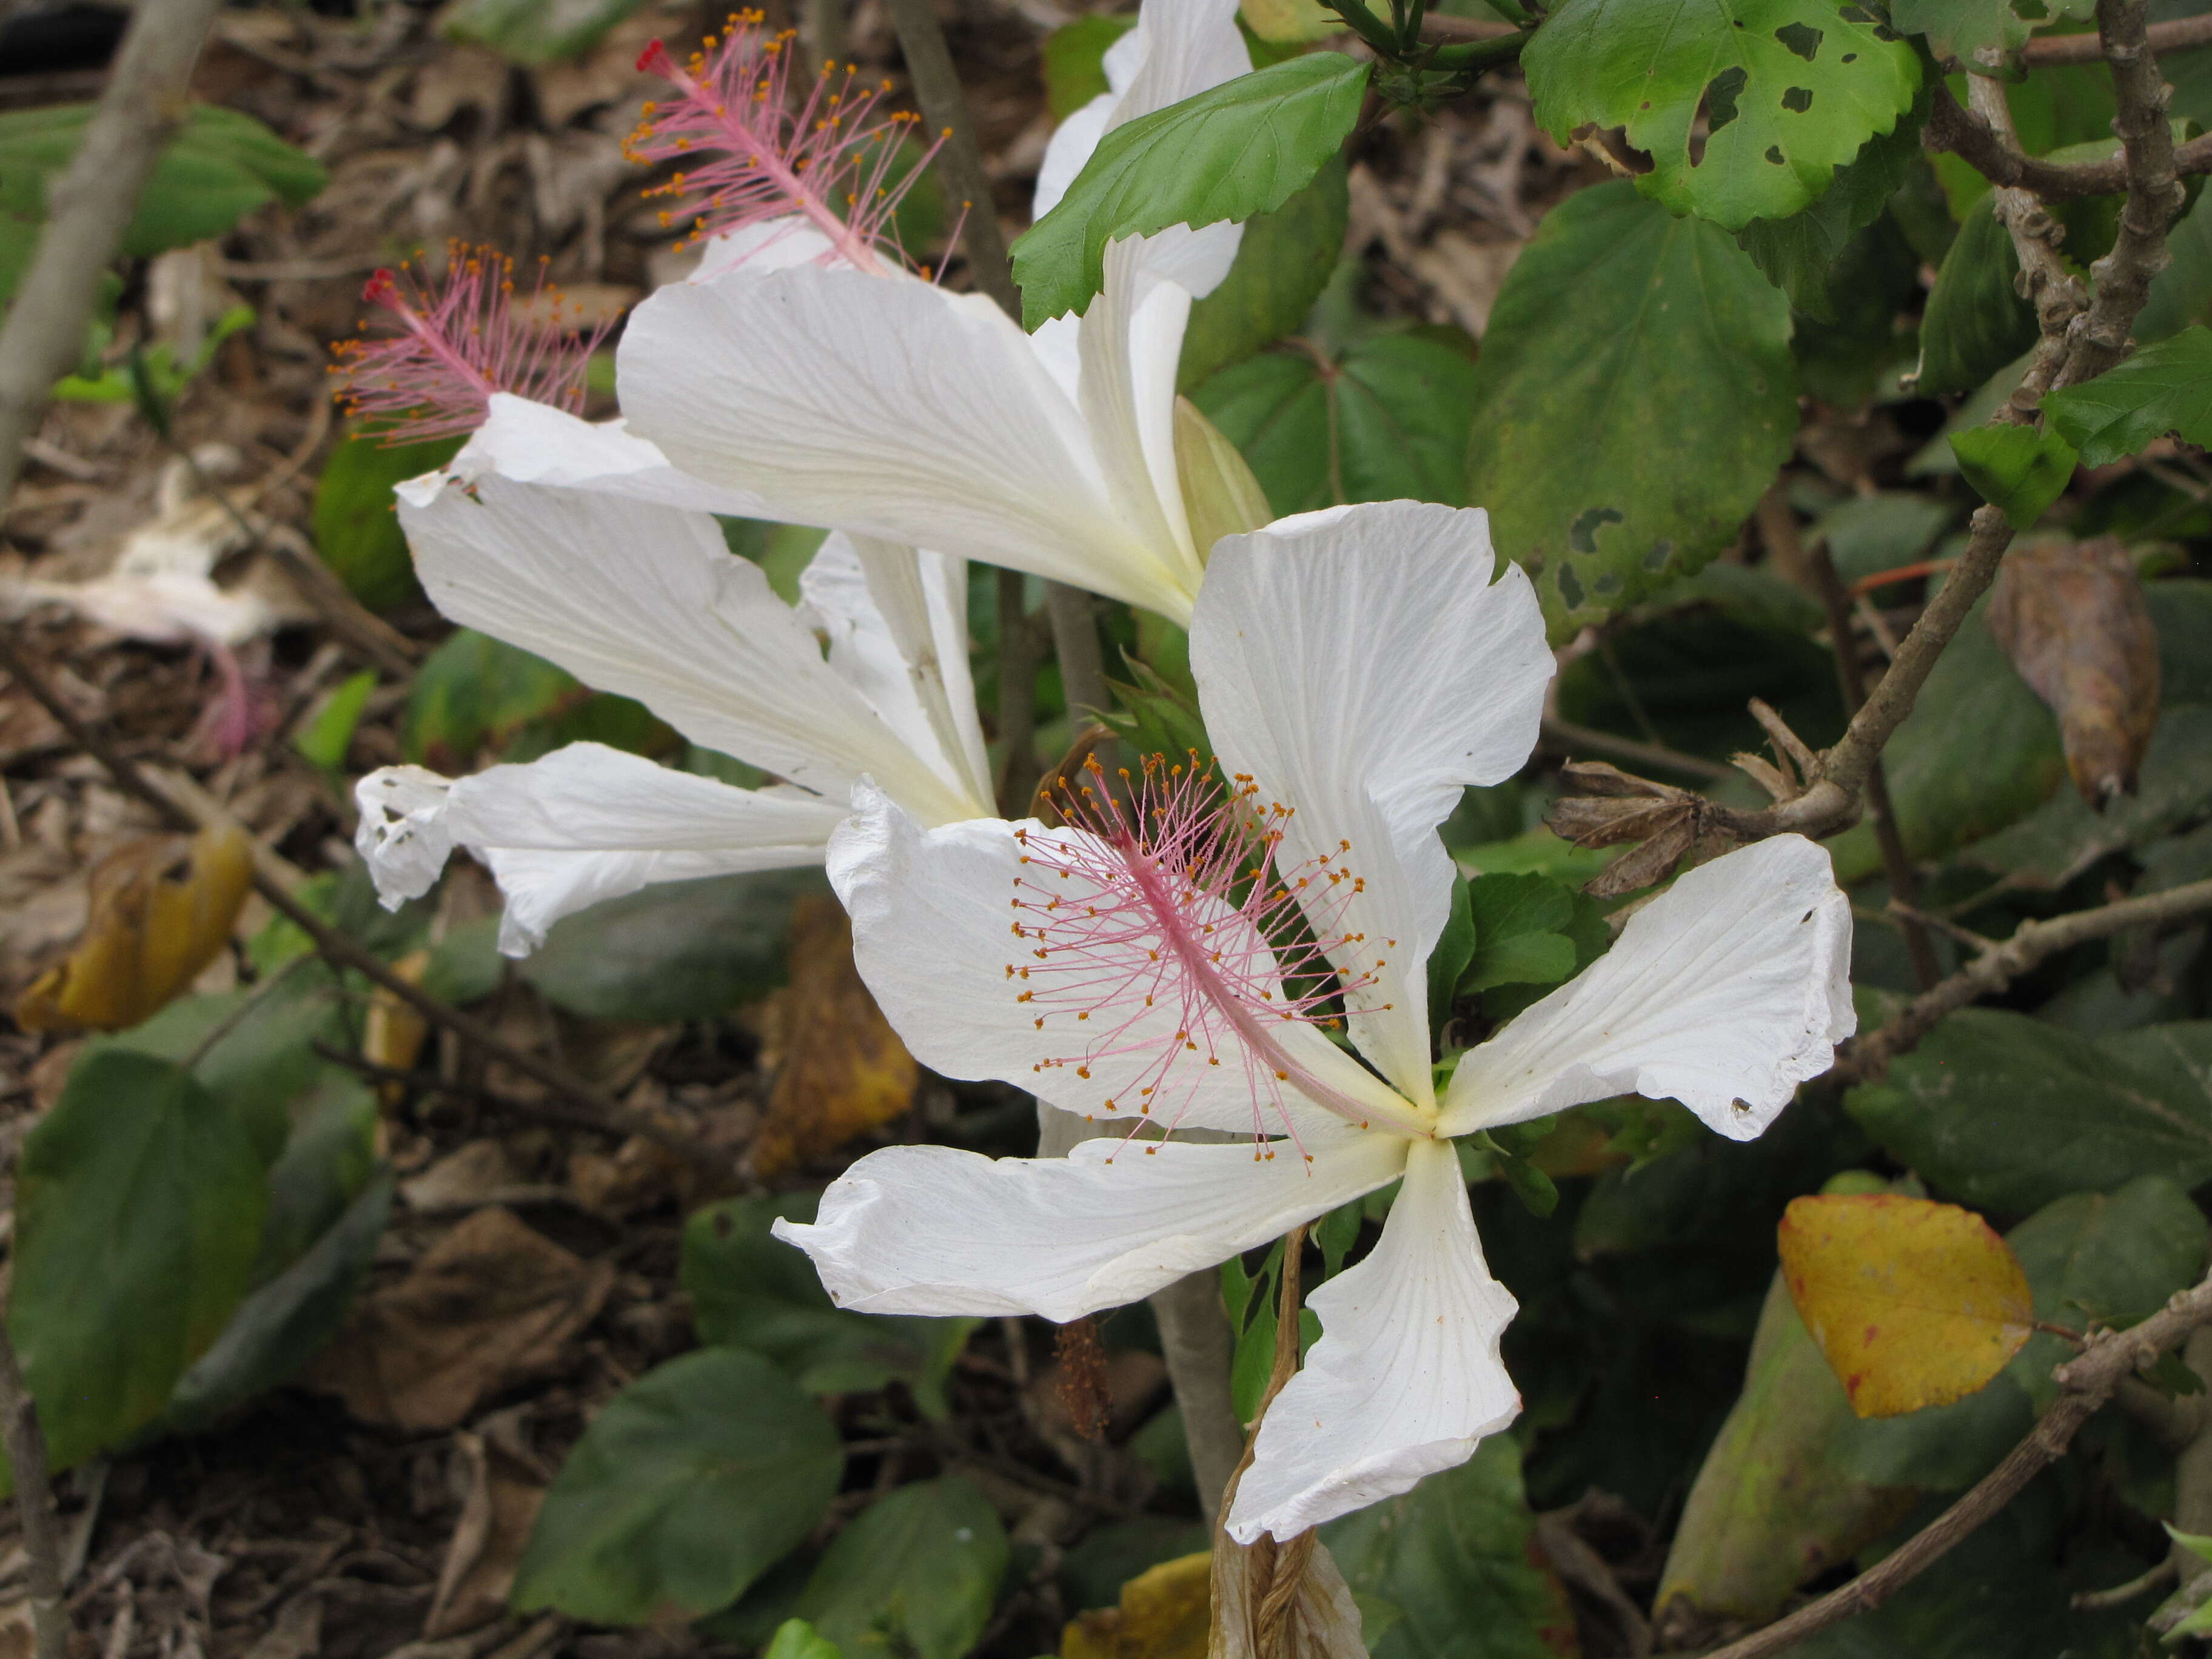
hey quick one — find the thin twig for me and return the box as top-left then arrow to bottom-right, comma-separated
994,569 -> 1042,813
1839,876 -> 2212,1082
1540,716 -> 1734,783
0,1328 -> 66,1659
2053,0 -> 2188,389
0,0 -> 221,506
2071,1557 -> 2176,1611
1925,81 -> 2212,201
1806,541 -> 1939,990
2027,12 -> 2212,63
1046,583 -> 1108,722
1701,1266 -> 2212,1659
0,626 -> 731,1178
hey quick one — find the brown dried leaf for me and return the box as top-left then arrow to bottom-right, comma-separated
424,1432 -> 546,1640
1207,1532 -> 1366,1659
304,1207 -> 614,1432
15,823 -> 254,1033
1580,811 -> 1700,899
749,894 -> 918,1179
1986,534 -> 2162,806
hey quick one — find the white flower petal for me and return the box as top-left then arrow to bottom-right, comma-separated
1191,502 -> 1552,1104
1076,238 -> 1204,584
829,784 -> 1418,1141
771,1130 -> 1409,1321
355,765 -> 458,910
1439,836 -> 1857,1141
1110,0 -> 1256,136
1226,1136 -> 1520,1543
618,264 -> 1198,620
407,394 -> 774,518
800,534 -> 993,817
441,743 -> 845,954
690,217 -> 844,282
400,470 -> 973,823
1034,90 -> 1115,221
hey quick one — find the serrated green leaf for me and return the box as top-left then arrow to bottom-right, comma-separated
512,1349 -> 842,1623
1523,0 -> 1921,231
1891,0 -> 2093,64
1915,193 -> 2037,398
5,1051 -> 267,1491
1466,181 -> 1797,640
2043,325 -> 2212,467
795,1478 -> 1009,1659
1192,331 -> 1481,513
1949,422 -> 2077,529
1012,52 -> 1369,328
1737,77 -> 1931,320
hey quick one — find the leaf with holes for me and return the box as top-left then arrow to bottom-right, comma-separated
1523,0 -> 1922,231
1465,182 -> 1797,639
1190,332 -> 1481,515
1011,52 -> 1369,327
2043,325 -> 2212,468
1778,1193 -> 2033,1418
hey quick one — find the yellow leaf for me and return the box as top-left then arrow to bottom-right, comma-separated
364,948 -> 431,1107
1238,0 -> 1342,44
1064,1552 -> 1212,1659
749,894 -> 917,1178
1778,1193 -> 2033,1419
16,824 -> 255,1033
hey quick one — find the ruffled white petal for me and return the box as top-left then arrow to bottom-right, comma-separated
1439,836 -> 1857,1141
1191,503 -> 1552,1104
828,785 -> 1419,1141
771,1129 -> 1410,1321
689,217 -> 843,283
617,263 -> 1199,620
800,534 -> 993,817
432,742 -> 848,953
1226,1136 -> 1520,1543
1076,238 -> 1204,581
355,765 -> 459,908
398,394 -> 774,519
398,470 -> 974,823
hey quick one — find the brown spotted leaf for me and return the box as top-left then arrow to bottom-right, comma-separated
1778,1193 -> 2033,1419
1986,534 -> 2162,806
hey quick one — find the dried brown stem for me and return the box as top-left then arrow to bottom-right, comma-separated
1926,83 -> 2212,202
1047,582 -> 1109,721
0,1326 -> 67,1659
1838,875 -> 2212,1082
2053,0 -> 2188,388
1702,1266 -> 2212,1659
0,626 -> 729,1178
1540,716 -> 1733,783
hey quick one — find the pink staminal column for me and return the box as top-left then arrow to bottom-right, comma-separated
1008,753 -> 1386,1156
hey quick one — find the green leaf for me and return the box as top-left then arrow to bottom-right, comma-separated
252,1073 -> 379,1284
1463,933 -> 1578,996
294,671 -> 377,773
2042,325 -> 2212,467
1736,78 -> 1932,320
441,0 -> 645,63
1949,423 -> 2079,530
519,868 -> 822,1022
1429,874 -> 1478,1036
794,1478 -> 1010,1659
512,1349 -> 843,1623
1457,871 -> 1579,996
1177,160 -> 1349,392
763,1621 -> 843,1659
1657,1274 -> 1919,1625
1523,0 -> 1922,231
421,915 -> 506,1005
1320,1437 -> 1572,1659
1192,332 -> 1481,514
1845,1014 -> 2212,1216
1915,194 -> 2037,398
1465,182 -> 1797,640
0,105 -> 324,304
164,1167 -> 394,1436
1890,0 -> 2091,64
311,431 -> 461,611
1877,602 -> 2063,866
7,1051 -> 267,1487
682,1193 -> 976,1418
1041,15 -> 1141,118
1011,52 -> 1369,327
2009,1176 -> 2208,1335
402,629 -> 581,767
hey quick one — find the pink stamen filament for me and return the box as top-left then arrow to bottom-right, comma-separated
1010,754 -> 1386,1152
